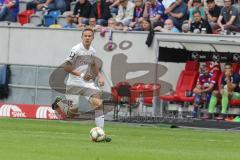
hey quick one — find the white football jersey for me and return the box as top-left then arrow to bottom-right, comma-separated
65,42 -> 98,89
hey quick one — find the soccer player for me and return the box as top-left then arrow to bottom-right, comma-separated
192,64 -> 215,117
51,28 -> 111,142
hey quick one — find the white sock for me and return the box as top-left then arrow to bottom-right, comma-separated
95,115 -> 104,129
95,109 -> 104,129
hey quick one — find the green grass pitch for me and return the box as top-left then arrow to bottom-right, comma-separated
0,118 -> 240,160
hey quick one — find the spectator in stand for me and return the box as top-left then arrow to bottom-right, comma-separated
154,18 -> 180,32
63,14 -> 77,28
90,0 -> 112,26
72,0 -> 92,25
217,0 -> 240,32
189,0 -> 205,24
26,0 -> 66,12
128,0 -> 145,30
0,0 -> 19,22
205,63 -> 240,120
107,17 -> 117,29
136,18 -> 152,31
190,10 -> 212,33
143,0 -> 167,26
182,20 -> 190,32
205,0 -> 222,32
89,17 -> 102,30
115,0 -> 135,26
165,0 -> 188,30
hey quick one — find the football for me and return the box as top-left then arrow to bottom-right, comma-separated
89,127 -> 106,142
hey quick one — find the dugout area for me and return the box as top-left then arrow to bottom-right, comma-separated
156,37 -> 240,130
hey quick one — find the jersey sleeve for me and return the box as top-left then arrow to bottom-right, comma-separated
209,70 -> 220,84
197,76 -> 202,86
65,47 -> 78,64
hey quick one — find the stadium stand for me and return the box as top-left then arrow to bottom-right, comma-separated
3,0 -> 238,34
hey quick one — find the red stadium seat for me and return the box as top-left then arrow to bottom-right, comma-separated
143,83 -> 161,106
130,83 -> 145,103
18,10 -> 35,25
160,70 -> 199,102
160,61 -> 199,103
111,82 -> 131,103
111,82 -> 135,120
185,60 -> 199,71
130,83 -> 160,117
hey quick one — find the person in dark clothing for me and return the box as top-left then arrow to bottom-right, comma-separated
72,0 -> 92,25
205,0 -> 222,32
90,0 -> 111,26
190,10 -> 212,33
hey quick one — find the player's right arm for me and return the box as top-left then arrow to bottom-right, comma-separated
64,62 -> 81,76
64,49 -> 81,76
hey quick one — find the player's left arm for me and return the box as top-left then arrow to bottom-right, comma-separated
91,57 -> 104,87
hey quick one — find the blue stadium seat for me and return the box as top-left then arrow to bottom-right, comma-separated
43,10 -> 61,27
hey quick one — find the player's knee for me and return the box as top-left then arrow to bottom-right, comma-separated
89,97 -> 103,109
